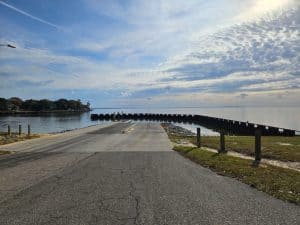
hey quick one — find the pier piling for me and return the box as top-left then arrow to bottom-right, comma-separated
219,131 -> 226,153
27,125 -> 31,136
254,129 -> 262,162
197,128 -> 201,148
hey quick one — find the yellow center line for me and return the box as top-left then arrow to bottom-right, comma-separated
122,123 -> 136,133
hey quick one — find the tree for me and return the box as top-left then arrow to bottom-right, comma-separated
8,97 -> 23,110
54,99 -> 69,110
22,99 -> 40,111
0,98 -> 8,111
0,97 -> 90,112
67,100 -> 78,111
39,99 -> 54,110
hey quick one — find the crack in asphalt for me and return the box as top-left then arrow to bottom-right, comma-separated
90,167 -> 143,224
129,181 -> 141,225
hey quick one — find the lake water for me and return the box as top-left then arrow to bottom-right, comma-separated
0,107 -> 299,135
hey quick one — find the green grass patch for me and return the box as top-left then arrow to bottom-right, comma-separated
197,135 -> 300,162
174,146 -> 300,205
162,121 -> 300,163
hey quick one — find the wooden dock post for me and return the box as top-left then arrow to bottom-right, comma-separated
8,125 -> 11,136
254,129 -> 262,162
197,128 -> 201,148
19,125 -> 22,136
27,125 -> 31,136
219,130 -> 226,153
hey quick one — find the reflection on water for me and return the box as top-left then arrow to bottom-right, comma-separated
0,107 -> 299,135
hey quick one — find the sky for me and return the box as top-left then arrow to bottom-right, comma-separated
0,0 -> 299,108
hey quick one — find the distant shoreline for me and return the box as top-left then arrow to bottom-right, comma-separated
0,109 -> 91,115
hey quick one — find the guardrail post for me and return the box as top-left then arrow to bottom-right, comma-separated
219,130 -> 225,153
197,127 -> 201,148
254,129 -> 262,162
27,125 -> 31,136
8,125 -> 11,136
19,125 -> 22,136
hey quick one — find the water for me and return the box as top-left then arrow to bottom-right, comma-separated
0,107 -> 299,135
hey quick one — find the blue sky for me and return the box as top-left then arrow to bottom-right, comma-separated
0,0 -> 299,107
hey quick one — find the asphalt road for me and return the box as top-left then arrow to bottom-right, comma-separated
0,122 -> 299,225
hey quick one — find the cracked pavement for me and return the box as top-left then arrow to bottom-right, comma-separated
0,122 -> 299,225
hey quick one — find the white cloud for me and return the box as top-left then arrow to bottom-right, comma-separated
79,0 -> 298,62
235,0 -> 297,22
149,5 -> 300,91
0,44 -> 168,91
1,1 -> 299,106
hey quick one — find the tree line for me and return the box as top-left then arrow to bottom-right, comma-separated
0,97 -> 90,112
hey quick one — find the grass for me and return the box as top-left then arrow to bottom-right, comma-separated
162,124 -> 300,204
166,132 -> 300,162
198,135 -> 300,162
0,132 -> 41,146
167,133 -> 195,145
174,146 -> 300,205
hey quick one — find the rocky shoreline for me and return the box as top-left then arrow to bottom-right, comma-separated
161,123 -> 195,136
